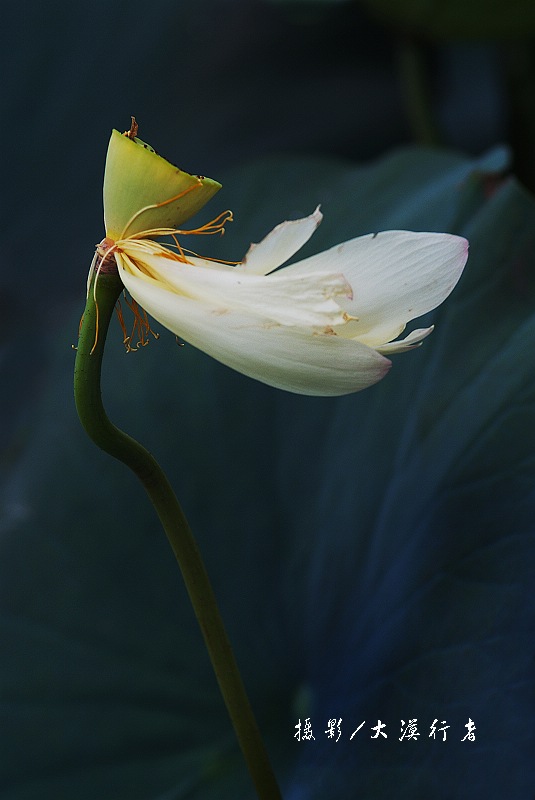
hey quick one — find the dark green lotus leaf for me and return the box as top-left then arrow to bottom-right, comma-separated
358,0 -> 535,39
1,144 -> 534,799
270,0 -> 535,39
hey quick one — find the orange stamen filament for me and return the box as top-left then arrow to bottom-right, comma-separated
122,210 -> 233,245
89,206 -> 234,353
170,233 -> 191,263
177,209 -> 234,237
120,181 -> 205,240
89,240 -> 121,354
115,294 -> 160,352
179,247 -> 240,266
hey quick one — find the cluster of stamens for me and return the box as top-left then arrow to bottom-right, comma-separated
87,193 -> 233,354
115,294 -> 160,352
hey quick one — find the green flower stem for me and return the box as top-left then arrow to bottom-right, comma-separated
74,270 -> 282,800
398,37 -> 441,147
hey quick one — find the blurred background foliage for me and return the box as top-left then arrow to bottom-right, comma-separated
1,0 -> 535,798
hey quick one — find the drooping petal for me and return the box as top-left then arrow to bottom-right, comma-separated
375,326 -> 434,354
118,239 -> 352,328
238,207 -> 323,275
287,230 -> 468,346
117,262 -> 391,396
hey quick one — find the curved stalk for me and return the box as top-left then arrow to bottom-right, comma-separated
74,270 -> 282,800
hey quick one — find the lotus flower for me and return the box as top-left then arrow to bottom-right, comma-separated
100,207 -> 468,396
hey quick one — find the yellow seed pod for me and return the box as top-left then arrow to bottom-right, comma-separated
103,126 -> 221,241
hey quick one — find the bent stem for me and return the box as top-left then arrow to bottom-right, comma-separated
74,271 -> 282,800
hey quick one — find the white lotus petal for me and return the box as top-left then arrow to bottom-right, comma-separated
375,326 -> 434,354
288,230 -> 468,346
109,208 -> 468,395
238,207 -> 323,275
119,240 -> 352,328
117,262 -> 391,396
